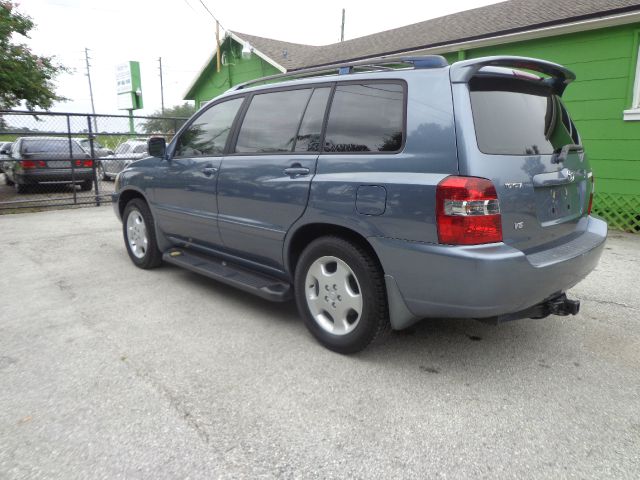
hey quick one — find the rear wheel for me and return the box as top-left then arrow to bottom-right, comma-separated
294,236 -> 389,354
4,174 -> 14,186
14,182 -> 28,194
80,179 -> 93,191
122,198 -> 162,269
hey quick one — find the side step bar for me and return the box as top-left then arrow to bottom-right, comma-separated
162,249 -> 292,302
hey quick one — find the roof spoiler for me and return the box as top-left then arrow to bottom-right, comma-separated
449,56 -> 576,94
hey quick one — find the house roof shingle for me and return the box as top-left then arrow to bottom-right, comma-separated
231,0 -> 640,71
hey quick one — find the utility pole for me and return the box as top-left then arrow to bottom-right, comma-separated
84,48 -> 98,132
341,8 -> 345,42
158,57 -> 165,115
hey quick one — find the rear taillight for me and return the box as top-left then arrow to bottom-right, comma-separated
436,176 -> 503,245
75,159 -> 93,167
20,160 -> 45,169
587,173 -> 594,215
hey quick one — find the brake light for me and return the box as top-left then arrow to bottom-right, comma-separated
74,159 -> 93,167
20,160 -> 46,169
436,176 -> 503,245
587,173 -> 594,215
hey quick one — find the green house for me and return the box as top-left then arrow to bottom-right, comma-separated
185,0 -> 640,232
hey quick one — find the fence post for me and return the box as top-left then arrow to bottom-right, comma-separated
66,115 -> 77,206
87,115 -> 100,206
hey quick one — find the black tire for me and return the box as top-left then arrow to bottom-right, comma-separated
80,179 -> 93,191
4,173 -> 14,186
294,236 -> 389,354
122,198 -> 163,269
14,182 -> 28,194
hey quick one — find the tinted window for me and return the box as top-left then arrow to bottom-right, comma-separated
470,76 -> 577,155
133,144 -> 147,154
235,89 -> 311,153
21,139 -> 84,155
175,97 -> 243,157
294,88 -> 330,152
324,83 -> 404,153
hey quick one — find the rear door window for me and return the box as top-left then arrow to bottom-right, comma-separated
235,89 -> 312,154
294,87 -> 331,152
324,83 -> 405,153
469,76 -> 577,155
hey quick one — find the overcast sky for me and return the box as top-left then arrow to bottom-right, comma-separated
16,0 -> 503,116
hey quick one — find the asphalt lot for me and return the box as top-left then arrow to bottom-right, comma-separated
0,207 -> 638,479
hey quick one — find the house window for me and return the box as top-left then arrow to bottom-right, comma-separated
624,43 -> 640,121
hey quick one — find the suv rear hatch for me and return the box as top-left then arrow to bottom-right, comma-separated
450,57 -> 594,252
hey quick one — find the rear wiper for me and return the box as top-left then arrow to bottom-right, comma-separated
552,143 -> 583,163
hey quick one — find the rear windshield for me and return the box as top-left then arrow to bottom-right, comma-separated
22,139 -> 85,155
469,76 -> 579,155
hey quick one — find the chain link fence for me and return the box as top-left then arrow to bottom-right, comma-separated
0,110 -> 188,213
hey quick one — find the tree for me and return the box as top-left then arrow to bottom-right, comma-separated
0,2 -> 67,110
143,103 -> 195,134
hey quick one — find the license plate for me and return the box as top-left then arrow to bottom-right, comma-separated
535,184 -> 582,222
48,160 -> 69,168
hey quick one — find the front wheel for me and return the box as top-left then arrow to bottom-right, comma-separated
122,198 -> 162,269
294,236 -> 389,354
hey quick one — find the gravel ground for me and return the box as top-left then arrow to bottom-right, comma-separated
0,207 -> 638,479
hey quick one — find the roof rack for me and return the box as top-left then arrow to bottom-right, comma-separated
230,55 -> 448,91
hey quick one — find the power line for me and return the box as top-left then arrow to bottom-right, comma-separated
197,0 -> 226,31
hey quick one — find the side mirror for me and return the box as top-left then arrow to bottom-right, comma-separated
148,136 -> 166,158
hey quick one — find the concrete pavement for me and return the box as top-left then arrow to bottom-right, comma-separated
0,207 -> 639,479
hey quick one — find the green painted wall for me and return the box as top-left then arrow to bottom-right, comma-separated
185,37 -> 280,108
444,23 -> 640,231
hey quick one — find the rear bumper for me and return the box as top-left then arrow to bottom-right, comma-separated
15,169 -> 93,184
371,216 -> 607,329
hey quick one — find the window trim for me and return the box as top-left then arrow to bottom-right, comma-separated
320,79 -> 408,156
169,94 -> 248,159
624,29 -> 640,121
227,82 -> 334,157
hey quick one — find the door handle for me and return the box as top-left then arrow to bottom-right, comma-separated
283,164 -> 310,178
202,166 -> 218,176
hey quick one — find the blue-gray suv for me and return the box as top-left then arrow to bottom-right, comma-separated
112,56 -> 607,353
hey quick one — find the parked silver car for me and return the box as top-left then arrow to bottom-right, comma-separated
74,138 -> 114,158
98,139 -> 148,180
